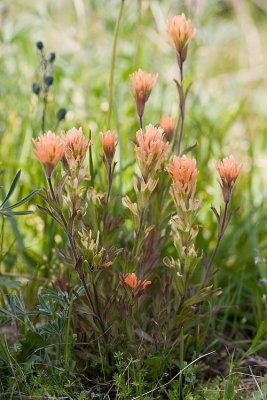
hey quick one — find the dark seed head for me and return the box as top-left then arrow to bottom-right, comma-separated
47,52 -> 56,63
44,75 -> 54,86
57,108 -> 67,121
36,41 -> 44,51
32,82 -> 41,95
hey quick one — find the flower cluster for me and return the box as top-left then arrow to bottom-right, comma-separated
33,128 -> 91,179
100,130 -> 116,165
135,124 -> 169,181
130,69 -> 158,125
119,272 -> 151,296
216,156 -> 242,203
33,131 -> 65,178
166,155 -> 198,201
166,13 -> 196,65
63,127 -> 90,168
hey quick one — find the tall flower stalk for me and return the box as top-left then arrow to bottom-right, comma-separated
100,130 -> 117,231
166,14 -> 196,154
201,156 -> 242,286
123,124 -> 168,259
107,0 -> 125,129
165,156 -> 200,302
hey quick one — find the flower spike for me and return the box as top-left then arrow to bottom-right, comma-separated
216,155 -> 242,203
33,131 -> 65,178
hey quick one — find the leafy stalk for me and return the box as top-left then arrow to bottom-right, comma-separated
201,202 -> 230,287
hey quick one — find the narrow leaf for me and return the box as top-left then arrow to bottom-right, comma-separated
11,211 -> 34,216
6,190 -> 39,210
0,170 -> 21,208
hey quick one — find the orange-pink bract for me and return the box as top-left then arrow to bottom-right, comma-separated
160,114 -> 176,142
119,273 -> 151,291
166,14 -> 196,64
63,127 -> 90,165
130,69 -> 158,120
135,124 -> 169,181
99,130 -> 116,164
33,131 -> 65,178
216,155 -> 242,203
166,155 -> 198,198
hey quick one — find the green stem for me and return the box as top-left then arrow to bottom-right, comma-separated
47,176 -> 57,203
0,217 -> 5,274
133,208 -> 144,257
103,162 -> 114,232
88,130 -> 94,187
176,63 -> 184,155
202,201 -> 229,287
107,0 -> 125,129
139,115 -> 143,130
106,163 -> 113,205
64,293 -> 74,368
41,89 -> 48,132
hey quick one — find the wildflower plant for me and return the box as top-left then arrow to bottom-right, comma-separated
32,41 -> 67,133
1,9 -> 243,394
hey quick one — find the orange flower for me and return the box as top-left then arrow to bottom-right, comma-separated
166,14 -> 196,65
160,114 -> 176,142
130,69 -> 158,121
119,273 -> 151,292
63,127 -> 90,166
99,130 -> 116,164
135,124 -> 169,181
33,131 -> 65,178
166,155 -> 198,198
216,155 -> 242,203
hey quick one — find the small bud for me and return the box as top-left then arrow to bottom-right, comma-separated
36,41 -> 44,51
47,52 -> 56,63
32,82 -> 41,95
160,114 -> 176,142
216,155 -> 242,204
99,130 -> 116,165
57,108 -> 67,121
130,69 -> 158,121
44,75 -> 54,86
166,14 -> 196,66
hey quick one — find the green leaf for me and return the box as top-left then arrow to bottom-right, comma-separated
0,170 -> 21,208
224,379 -> 235,399
6,190 -> 39,210
0,210 -> 14,217
10,210 -> 33,216
183,286 -> 214,307
0,278 -> 21,289
88,129 -> 94,186
246,321 -> 266,356
0,210 -> 33,217
16,331 -> 45,363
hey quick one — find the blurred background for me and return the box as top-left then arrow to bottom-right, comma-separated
0,0 -> 267,333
